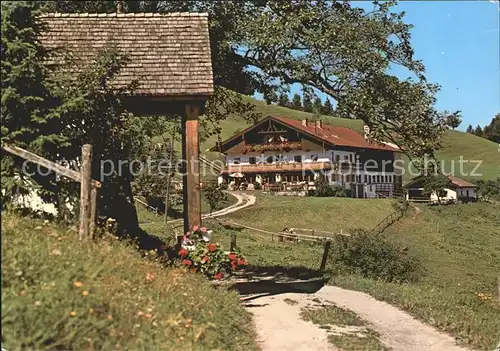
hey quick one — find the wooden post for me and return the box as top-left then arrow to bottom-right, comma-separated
89,186 -> 98,238
319,240 -> 331,272
230,233 -> 236,251
182,103 -> 201,234
79,144 -> 92,240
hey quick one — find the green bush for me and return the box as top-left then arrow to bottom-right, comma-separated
1,214 -> 258,350
253,182 -> 262,190
328,230 -> 424,283
219,182 -> 229,190
314,178 -> 346,197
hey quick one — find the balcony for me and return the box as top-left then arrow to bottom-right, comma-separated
223,161 -> 332,174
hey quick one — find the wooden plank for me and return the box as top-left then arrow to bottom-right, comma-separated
320,241 -> 331,271
79,144 -> 92,240
164,129 -> 176,224
182,103 -> 201,233
89,186 -> 98,238
2,144 -> 101,188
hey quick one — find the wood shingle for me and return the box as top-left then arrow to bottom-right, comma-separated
39,12 -> 214,97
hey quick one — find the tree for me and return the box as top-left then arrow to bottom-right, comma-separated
291,93 -> 303,111
46,0 -> 455,161
203,183 -> 228,214
278,93 -> 290,107
322,99 -> 334,116
466,124 -> 473,134
302,93 -> 313,113
474,125 -> 483,136
1,2 -> 67,205
476,178 -> 500,202
445,112 -> 462,130
313,97 -> 323,115
422,174 -> 451,205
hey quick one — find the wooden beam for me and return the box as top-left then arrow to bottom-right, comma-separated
89,186 -> 98,238
79,144 -> 92,240
182,103 -> 202,234
1,144 -> 101,188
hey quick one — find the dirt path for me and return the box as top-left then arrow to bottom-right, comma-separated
246,286 -> 469,351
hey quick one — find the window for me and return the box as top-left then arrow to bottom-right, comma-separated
364,175 -> 368,183
335,155 -> 340,162
344,155 -> 349,161
349,154 -> 353,163
266,156 -> 273,164
311,154 -> 319,161
249,157 -> 256,165
294,155 -> 302,162
388,175 -> 392,183
384,175 -> 388,183
376,175 -> 380,183
331,173 -> 338,182
466,190 -> 469,197
233,157 -> 241,165
372,175 -> 376,183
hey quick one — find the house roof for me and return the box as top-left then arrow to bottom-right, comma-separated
213,116 -> 400,153
405,175 -> 478,189
273,116 -> 400,152
39,13 -> 214,97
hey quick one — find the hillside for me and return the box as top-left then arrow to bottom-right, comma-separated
209,194 -> 500,349
1,214 -> 258,351
203,95 -> 499,181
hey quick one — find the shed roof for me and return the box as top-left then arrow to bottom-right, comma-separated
39,12 -> 214,98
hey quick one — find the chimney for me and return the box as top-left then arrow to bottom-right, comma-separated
302,119 -> 308,127
363,125 -> 370,139
316,120 -> 322,129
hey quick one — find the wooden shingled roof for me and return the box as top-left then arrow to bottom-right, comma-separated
39,13 -> 214,98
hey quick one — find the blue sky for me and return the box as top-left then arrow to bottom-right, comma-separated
254,1 -> 500,131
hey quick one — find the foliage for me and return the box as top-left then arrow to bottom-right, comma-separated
291,93 -> 303,111
132,142 -> 177,203
1,213 -> 258,351
179,226 -> 248,280
314,178 -> 346,197
203,183 -> 228,214
312,96 -> 323,115
219,182 -> 229,190
479,113 -> 500,143
422,174 -> 451,204
329,230 -> 424,283
302,92 -> 313,113
391,198 -> 410,216
476,178 -> 500,201
278,93 -> 290,108
445,111 -> 462,130
321,99 -> 335,116
253,181 -> 262,190
1,1 -> 67,204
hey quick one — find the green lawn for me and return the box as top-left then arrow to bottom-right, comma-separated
1,213 -> 258,351
206,194 -> 500,350
202,94 -> 500,181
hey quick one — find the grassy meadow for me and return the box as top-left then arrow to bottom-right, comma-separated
1,213 -> 259,351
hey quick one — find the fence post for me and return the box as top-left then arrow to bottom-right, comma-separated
89,186 -> 98,238
230,233 -> 236,251
319,240 -> 331,272
79,144 -> 92,240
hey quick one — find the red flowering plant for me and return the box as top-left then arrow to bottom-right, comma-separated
178,226 -> 248,280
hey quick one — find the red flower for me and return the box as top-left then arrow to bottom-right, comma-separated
215,272 -> 224,280
182,259 -> 193,266
178,248 -> 189,257
201,227 -> 207,233
192,225 -> 199,232
228,253 -> 237,260
231,261 -> 238,270
208,243 -> 217,252
201,255 -> 210,263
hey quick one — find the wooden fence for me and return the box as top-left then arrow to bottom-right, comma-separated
2,144 -> 101,239
215,218 -> 349,272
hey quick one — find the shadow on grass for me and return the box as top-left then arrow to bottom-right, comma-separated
228,265 -> 328,302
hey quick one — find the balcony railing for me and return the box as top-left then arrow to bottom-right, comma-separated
224,161 -> 332,173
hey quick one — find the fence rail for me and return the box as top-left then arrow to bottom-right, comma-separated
2,143 -> 100,239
